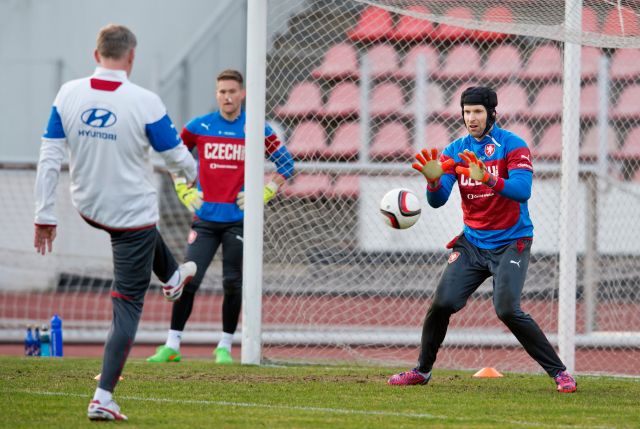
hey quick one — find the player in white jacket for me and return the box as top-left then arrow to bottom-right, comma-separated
33,24 -> 201,422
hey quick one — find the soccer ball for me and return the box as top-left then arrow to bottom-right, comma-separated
379,188 -> 422,229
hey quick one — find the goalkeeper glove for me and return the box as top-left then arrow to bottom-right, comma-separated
236,181 -> 279,211
455,149 -> 498,188
412,148 -> 455,185
174,177 -> 203,213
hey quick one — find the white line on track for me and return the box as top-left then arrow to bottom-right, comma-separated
6,389 -> 615,429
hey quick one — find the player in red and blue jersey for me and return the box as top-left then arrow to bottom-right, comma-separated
388,86 -> 577,393
148,69 -> 294,364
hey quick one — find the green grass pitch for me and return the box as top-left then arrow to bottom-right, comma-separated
1,356 -> 639,428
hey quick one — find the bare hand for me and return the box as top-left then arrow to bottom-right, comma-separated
34,225 -> 57,255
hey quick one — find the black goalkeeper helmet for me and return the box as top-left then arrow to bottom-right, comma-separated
460,86 -> 498,138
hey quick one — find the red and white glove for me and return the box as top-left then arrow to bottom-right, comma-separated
412,148 -> 455,186
455,149 -> 498,188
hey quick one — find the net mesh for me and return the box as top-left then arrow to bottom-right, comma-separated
2,0 -> 640,375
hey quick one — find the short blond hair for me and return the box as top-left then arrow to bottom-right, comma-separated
96,24 -> 137,59
217,69 -> 244,86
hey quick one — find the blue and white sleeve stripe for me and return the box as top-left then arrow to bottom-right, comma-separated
145,114 -> 181,152
43,106 -> 66,139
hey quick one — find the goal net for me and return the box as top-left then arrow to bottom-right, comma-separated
2,0 -> 640,376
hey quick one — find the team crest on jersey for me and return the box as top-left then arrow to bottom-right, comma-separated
448,251 -> 460,264
484,144 -> 496,157
187,229 -> 197,244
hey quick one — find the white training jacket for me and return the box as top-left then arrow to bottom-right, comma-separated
35,67 -> 196,230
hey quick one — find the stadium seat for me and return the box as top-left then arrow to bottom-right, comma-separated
521,45 -> 563,79
286,121 -> 327,160
402,83 -> 446,118
504,122 -> 535,146
475,6 -> 513,42
479,45 -> 523,80
347,6 -> 393,42
275,81 -> 322,118
432,7 -> 476,42
389,5 -> 435,42
370,83 -> 404,117
602,6 -> 640,36
366,44 -> 399,79
581,47 -> 602,80
579,84 -> 602,120
370,122 -> 412,161
321,82 -> 360,118
610,49 -> 640,80
423,122 -> 451,151
495,83 -> 529,120
322,122 -> 360,161
532,123 -> 562,159
394,44 -> 440,79
582,6 -> 600,34
612,84 -> 640,120
580,125 -> 619,160
433,44 -> 480,80
614,126 -> 640,160
331,175 -> 360,199
311,43 -> 359,80
527,84 -> 563,120
282,173 -> 332,199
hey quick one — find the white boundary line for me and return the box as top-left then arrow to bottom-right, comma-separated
4,389 -> 615,429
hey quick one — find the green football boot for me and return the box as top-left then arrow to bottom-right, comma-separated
214,347 -> 233,364
146,345 -> 181,363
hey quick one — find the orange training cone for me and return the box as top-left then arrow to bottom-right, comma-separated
473,367 -> 503,378
94,373 -> 124,381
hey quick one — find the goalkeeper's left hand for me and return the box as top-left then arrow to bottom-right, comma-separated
174,177 -> 203,213
236,181 -> 279,211
455,149 -> 498,188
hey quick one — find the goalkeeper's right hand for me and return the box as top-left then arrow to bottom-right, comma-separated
173,177 -> 203,213
411,148 -> 455,185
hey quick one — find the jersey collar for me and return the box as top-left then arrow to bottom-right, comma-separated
92,66 -> 128,82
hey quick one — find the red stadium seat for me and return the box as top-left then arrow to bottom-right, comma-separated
475,6 -> 513,41
403,83 -> 446,118
395,44 -> 440,79
433,7 -> 476,42
495,83 -> 529,120
423,122 -> 451,151
612,84 -> 640,120
504,122 -> 535,146
275,82 -> 322,118
614,126 -> 640,160
366,44 -> 399,79
533,123 -> 562,159
521,45 -> 563,79
479,45 -> 523,80
581,125 -> 619,160
610,49 -> 640,80
582,6 -> 600,34
282,174 -> 332,199
331,175 -> 360,199
528,84 -> 563,120
581,47 -> 602,80
370,83 -> 404,117
389,5 -> 435,42
602,6 -> 640,36
311,43 -> 358,80
347,6 -> 393,42
321,82 -> 360,118
579,84 -> 602,120
322,122 -> 360,161
433,44 -> 480,80
370,122 -> 412,161
286,121 -> 327,160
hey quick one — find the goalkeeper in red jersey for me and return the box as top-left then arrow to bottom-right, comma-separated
387,86 -> 577,393
147,69 -> 294,364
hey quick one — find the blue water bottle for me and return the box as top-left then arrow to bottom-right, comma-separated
40,324 -> 51,357
24,325 -> 34,356
50,314 -> 63,357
